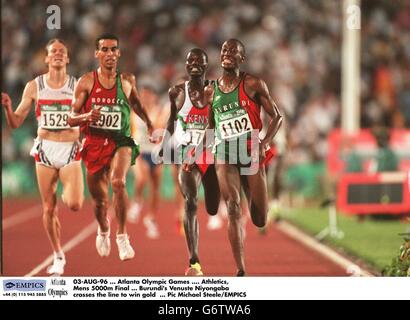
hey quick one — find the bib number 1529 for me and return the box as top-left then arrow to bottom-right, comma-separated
41,111 -> 70,129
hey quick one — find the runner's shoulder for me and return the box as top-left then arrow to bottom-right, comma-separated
243,73 -> 261,86
169,83 -> 184,99
77,72 -> 94,84
121,72 -> 136,85
26,79 -> 37,90
23,79 -> 37,99
75,72 -> 95,92
243,73 -> 267,93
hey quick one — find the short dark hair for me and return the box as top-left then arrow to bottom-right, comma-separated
95,33 -> 119,50
188,48 -> 208,63
45,38 -> 68,53
227,38 -> 246,56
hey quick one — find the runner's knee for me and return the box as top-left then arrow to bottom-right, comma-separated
205,194 -> 219,215
42,204 -> 56,217
94,199 -> 108,212
67,200 -> 82,212
251,204 -> 267,227
111,178 -> 126,193
252,214 -> 266,228
185,195 -> 198,214
226,199 -> 241,219
205,201 -> 219,216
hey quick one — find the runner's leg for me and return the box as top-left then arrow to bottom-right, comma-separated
244,167 -> 268,227
133,157 -> 148,208
216,163 -> 246,274
59,161 -> 84,211
87,168 -> 110,232
179,166 -> 202,265
149,164 -> 162,220
201,164 -> 220,215
172,164 -> 185,233
110,147 -> 132,235
36,164 -> 61,252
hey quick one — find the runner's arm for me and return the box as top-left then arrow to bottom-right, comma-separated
165,86 -> 184,136
252,78 -> 282,147
197,83 -> 216,149
67,74 -> 99,126
158,86 -> 184,156
127,74 -> 153,134
1,80 -> 36,129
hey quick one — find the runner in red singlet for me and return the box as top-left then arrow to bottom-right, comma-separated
68,34 -> 155,261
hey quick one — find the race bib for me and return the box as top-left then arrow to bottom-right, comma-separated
89,105 -> 122,131
185,129 -> 205,146
219,113 -> 252,139
40,104 -> 71,130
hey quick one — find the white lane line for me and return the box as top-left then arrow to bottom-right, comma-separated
3,205 -> 43,229
25,220 -> 97,277
276,221 -> 374,277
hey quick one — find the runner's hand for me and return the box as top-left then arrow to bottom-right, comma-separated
259,142 -> 268,163
87,105 -> 102,123
149,135 -> 162,144
182,148 -> 196,172
1,93 -> 12,110
182,162 -> 195,172
147,124 -> 161,143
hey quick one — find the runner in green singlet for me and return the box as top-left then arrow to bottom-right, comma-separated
203,39 -> 283,276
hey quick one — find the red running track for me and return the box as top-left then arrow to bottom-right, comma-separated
2,198 -> 346,276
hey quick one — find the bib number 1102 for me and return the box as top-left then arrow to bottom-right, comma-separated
220,114 -> 251,139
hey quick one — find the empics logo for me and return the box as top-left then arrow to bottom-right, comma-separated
4,282 -> 15,289
3,279 -> 46,292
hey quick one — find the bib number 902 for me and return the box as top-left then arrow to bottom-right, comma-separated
91,112 -> 121,130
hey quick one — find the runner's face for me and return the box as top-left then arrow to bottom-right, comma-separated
185,51 -> 207,77
220,41 -> 244,70
95,39 -> 120,69
45,41 -> 69,68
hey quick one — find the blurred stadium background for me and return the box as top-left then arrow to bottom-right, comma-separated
2,0 -> 410,274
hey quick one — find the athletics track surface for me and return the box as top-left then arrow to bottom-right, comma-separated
2,198 -> 346,276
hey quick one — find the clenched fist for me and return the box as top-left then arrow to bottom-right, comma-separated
87,105 -> 102,123
1,92 -> 12,110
